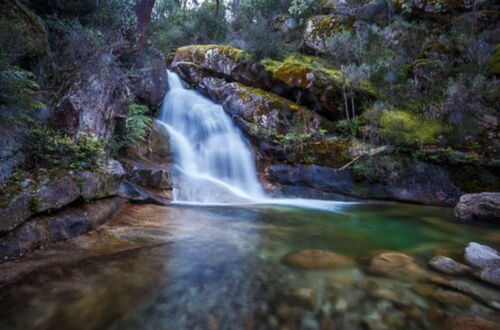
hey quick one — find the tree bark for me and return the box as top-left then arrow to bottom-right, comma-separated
133,0 -> 156,51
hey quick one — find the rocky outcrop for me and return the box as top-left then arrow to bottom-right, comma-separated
265,160 -> 461,205
454,193 -> 500,223
50,55 -> 129,139
0,0 -> 49,60
0,159 -> 125,235
0,197 -> 125,260
121,47 -> 168,108
171,45 -> 370,119
303,15 -> 351,54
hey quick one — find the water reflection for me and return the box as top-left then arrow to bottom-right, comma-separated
0,203 -> 499,330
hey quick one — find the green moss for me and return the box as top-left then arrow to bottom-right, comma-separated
261,53 -> 344,87
176,44 -> 249,63
379,110 -> 448,149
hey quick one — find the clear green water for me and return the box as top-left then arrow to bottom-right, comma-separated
0,202 -> 499,330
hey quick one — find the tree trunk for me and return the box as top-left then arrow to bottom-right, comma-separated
133,0 -> 156,51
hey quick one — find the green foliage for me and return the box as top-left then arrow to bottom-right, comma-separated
379,110 -> 447,150
353,155 -> 401,183
150,1 -> 229,53
26,125 -> 105,170
289,0 -> 324,18
110,103 -> 152,154
336,117 -> 361,137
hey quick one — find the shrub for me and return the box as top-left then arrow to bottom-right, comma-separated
26,125 -> 105,170
110,103 -> 152,154
379,110 -> 446,149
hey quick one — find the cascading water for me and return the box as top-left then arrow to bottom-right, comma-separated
159,71 -> 265,203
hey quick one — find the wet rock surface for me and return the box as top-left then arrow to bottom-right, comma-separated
464,242 -> 500,269
363,251 -> 427,280
455,193 -> 500,223
429,255 -> 472,275
266,161 -> 461,206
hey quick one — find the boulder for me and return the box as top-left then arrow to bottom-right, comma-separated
0,197 -> 125,260
50,54 -> 128,139
454,193 -> 500,223
197,77 -> 335,142
172,45 -> 370,119
148,120 -> 171,161
282,249 -> 355,270
446,316 -> 500,330
303,15 -> 351,54
0,160 -> 125,235
265,160 -> 461,206
363,251 -> 427,280
121,47 -> 168,108
464,242 -> 500,269
428,255 -> 472,275
474,267 -> 500,287
0,0 -> 49,60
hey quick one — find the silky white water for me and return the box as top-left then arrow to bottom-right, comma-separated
159,71 -> 265,203
159,71 -> 350,211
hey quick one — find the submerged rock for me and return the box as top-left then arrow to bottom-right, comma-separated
364,251 -> 427,280
428,255 -> 472,275
464,242 -> 500,269
474,267 -> 500,288
454,193 -> 500,223
446,315 -> 500,330
282,249 -> 355,270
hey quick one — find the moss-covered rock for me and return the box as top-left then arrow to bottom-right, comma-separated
195,76 -> 354,165
392,0 -> 473,14
0,160 -> 124,235
303,14 -> 353,54
0,0 -> 49,59
172,45 -> 370,119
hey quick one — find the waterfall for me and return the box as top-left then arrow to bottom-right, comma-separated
159,71 -> 265,203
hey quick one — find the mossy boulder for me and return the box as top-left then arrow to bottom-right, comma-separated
303,15 -> 352,54
196,76 -> 348,164
0,0 -> 49,60
172,45 -> 369,119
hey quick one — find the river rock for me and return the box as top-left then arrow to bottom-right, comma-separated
440,279 -> 500,309
282,249 -> 355,270
364,251 -> 427,280
446,315 -> 500,330
428,255 -> 472,275
474,267 -> 500,287
148,120 -> 171,161
454,193 -> 500,223
464,242 -> 500,269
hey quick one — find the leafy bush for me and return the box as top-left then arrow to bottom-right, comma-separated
110,103 -> 152,154
238,15 -> 287,60
379,110 -> 447,149
26,125 -> 105,170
